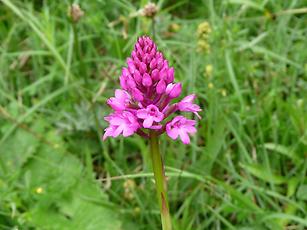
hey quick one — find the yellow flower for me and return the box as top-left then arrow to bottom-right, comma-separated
297,99 -> 303,107
169,23 -> 181,32
264,10 -> 273,20
220,89 -> 227,97
196,21 -> 212,53
208,83 -> 214,89
197,40 -> 210,53
205,64 -> 213,76
197,21 -> 212,37
134,207 -> 141,215
123,179 -> 136,189
123,179 -> 136,200
35,187 -> 43,194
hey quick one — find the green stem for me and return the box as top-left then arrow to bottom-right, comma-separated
150,131 -> 172,230
151,17 -> 156,40
72,22 -> 87,84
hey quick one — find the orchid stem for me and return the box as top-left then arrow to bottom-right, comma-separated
72,21 -> 87,85
149,131 -> 172,230
151,17 -> 156,40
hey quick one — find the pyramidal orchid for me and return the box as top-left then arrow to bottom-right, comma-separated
103,36 -> 201,230
103,36 -> 201,144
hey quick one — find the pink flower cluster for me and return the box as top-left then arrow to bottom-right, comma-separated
103,36 -> 201,144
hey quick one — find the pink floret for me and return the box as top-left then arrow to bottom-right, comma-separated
137,105 -> 164,129
103,111 -> 140,140
166,116 -> 197,144
107,89 -> 131,111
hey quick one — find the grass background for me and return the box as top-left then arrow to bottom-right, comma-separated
0,0 -> 306,229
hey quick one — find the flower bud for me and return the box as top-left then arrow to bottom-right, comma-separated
68,4 -> 84,23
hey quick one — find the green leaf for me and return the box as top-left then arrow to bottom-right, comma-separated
287,178 -> 299,197
0,121 -> 44,176
227,0 -> 264,11
18,130 -> 123,229
30,179 -> 122,230
21,130 -> 83,203
241,163 -> 286,185
296,184 -> 307,201
264,143 -> 301,164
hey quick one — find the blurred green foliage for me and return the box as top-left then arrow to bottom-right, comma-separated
0,0 -> 306,229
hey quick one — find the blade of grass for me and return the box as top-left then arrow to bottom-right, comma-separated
225,51 -> 245,110
0,82 -> 81,146
2,0 -> 73,81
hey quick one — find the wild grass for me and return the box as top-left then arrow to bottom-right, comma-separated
0,0 -> 306,229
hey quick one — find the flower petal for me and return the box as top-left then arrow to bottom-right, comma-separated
142,73 -> 152,86
181,94 -> 196,103
156,80 -> 166,94
179,129 -> 190,144
123,127 -> 134,137
150,124 -> 163,130
136,109 -> 148,119
166,124 -> 179,140
103,126 -> 114,140
143,116 -> 154,128
168,83 -> 182,98
113,125 -> 124,137
184,126 -> 197,134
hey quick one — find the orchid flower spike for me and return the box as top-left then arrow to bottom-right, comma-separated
103,36 -> 201,144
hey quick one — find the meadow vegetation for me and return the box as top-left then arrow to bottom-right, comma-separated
0,0 -> 306,229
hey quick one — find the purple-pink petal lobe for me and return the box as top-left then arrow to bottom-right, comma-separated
166,83 -> 182,98
142,73 -> 152,86
177,94 -> 202,118
156,80 -> 166,94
